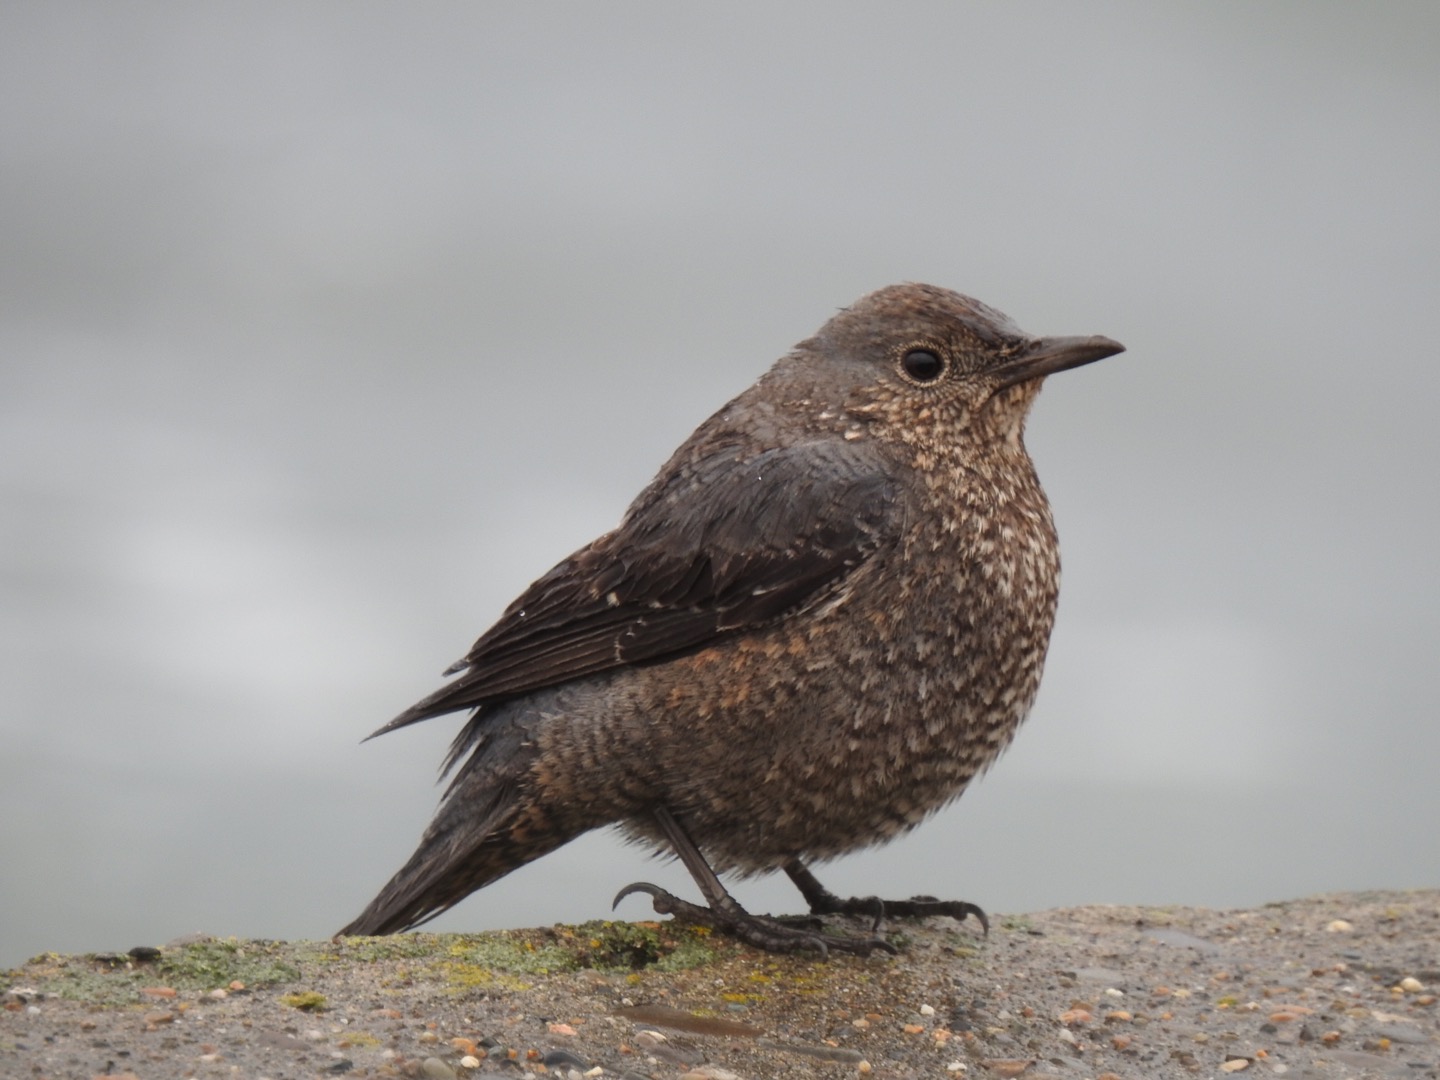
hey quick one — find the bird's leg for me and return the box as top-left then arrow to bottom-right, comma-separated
613,806 -> 897,957
783,858 -> 990,934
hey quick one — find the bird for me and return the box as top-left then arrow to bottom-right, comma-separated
338,283 -> 1124,955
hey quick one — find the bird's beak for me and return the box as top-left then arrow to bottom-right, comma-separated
992,335 -> 1125,390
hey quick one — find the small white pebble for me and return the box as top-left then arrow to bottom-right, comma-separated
207,988 -> 228,1000
946,1062 -> 968,1074
198,1054 -> 221,1064
459,1056 -> 480,1070
1058,1028 -> 1077,1045
584,1068 -> 604,1078
919,1003 -> 936,1016
1270,1065 -> 1289,1075
1326,919 -> 1354,933
26,1005 -> 41,1016
1400,976 -> 1425,992
857,1061 -> 873,1075
1104,987 -> 1125,997
305,1029 -> 325,1041
1220,1059 -> 1250,1073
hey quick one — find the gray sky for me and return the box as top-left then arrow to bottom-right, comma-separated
3,2 -> 1437,968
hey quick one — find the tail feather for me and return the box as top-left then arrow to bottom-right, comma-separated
339,718 -> 574,936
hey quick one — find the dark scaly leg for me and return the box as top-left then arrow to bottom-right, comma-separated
613,807 -> 897,957
783,858 -> 989,933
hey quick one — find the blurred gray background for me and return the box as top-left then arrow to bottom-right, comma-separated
3,3 -> 1437,969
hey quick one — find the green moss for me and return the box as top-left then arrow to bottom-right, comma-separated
434,960 -> 535,994
339,1031 -> 383,1049
279,990 -> 328,1011
432,921 -> 719,977
11,939 -> 301,1006
440,931 -> 579,976
328,934 -> 439,963
156,939 -> 300,990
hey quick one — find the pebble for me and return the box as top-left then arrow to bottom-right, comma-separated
543,1049 -> 589,1068
1370,1023 -> 1428,1044
1219,1058 -> 1250,1072
421,1057 -> 456,1080
1325,920 -> 1354,933
756,1038 -> 862,1064
459,1056 -> 481,1070
1399,976 -> 1425,992
919,1003 -> 936,1016
978,1061 -> 1030,1078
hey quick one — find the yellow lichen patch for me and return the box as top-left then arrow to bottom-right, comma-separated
279,991 -> 327,1011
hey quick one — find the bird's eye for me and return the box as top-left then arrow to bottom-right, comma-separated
900,347 -> 945,383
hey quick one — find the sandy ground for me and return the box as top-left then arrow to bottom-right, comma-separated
4,890 -> 1436,1080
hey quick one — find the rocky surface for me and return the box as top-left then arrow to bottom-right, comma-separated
3,890 -> 1436,1080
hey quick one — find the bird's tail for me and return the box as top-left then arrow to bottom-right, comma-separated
337,716 -> 578,936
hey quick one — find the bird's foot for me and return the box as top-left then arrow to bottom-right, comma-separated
784,861 -> 989,933
819,893 -> 989,932
613,882 -> 898,958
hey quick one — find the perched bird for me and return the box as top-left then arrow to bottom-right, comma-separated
340,283 -> 1124,955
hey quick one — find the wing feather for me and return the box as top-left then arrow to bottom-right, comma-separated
368,439 -> 896,739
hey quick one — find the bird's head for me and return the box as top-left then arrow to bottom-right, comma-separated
782,283 -> 1123,452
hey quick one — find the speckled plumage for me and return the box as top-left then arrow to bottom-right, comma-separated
340,284 -> 1123,942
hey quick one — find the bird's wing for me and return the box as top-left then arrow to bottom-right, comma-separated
370,439 -> 898,737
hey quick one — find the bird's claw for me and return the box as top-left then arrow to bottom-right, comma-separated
611,879 -> 898,958
612,881 -> 664,909
884,896 -> 989,934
